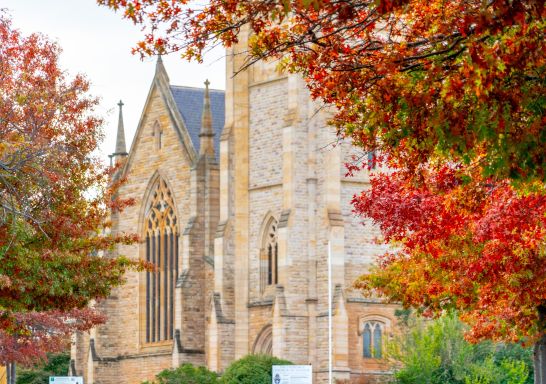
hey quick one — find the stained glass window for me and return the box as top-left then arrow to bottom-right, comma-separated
373,323 -> 382,358
363,323 -> 372,358
144,178 -> 178,343
362,321 -> 383,359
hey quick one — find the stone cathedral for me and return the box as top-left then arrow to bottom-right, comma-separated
72,38 -> 398,383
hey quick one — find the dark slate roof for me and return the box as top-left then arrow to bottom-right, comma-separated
169,85 -> 225,157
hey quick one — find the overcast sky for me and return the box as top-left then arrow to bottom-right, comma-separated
2,0 -> 226,163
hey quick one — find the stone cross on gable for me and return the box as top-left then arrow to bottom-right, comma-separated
118,100 -> 124,108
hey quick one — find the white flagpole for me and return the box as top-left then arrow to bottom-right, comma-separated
328,241 -> 333,384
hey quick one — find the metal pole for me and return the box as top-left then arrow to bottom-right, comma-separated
328,241 -> 332,384
8,363 -> 15,384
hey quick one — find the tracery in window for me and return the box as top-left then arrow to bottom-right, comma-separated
144,178 -> 178,343
260,216 -> 278,293
362,321 -> 383,358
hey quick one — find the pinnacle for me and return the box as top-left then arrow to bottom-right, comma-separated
113,99 -> 128,158
199,79 -> 215,156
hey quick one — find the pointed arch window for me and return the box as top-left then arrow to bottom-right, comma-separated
144,178 -> 178,343
252,325 -> 273,356
260,216 -> 278,293
362,321 -> 383,358
153,122 -> 163,150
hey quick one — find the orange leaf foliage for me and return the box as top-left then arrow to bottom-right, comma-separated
0,14 -> 144,364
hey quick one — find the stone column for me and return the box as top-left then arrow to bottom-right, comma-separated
277,74 -> 299,286
324,129 -> 345,287
230,27 -> 251,359
306,100 -> 319,371
209,131 -> 229,372
214,137 -> 230,295
207,300 -> 220,371
333,286 -> 350,379
272,286 -> 288,357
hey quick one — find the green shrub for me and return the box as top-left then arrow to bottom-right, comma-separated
142,363 -> 218,384
387,312 -> 533,384
220,354 -> 292,384
16,352 -> 70,384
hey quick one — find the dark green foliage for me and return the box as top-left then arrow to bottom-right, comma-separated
388,313 -> 533,384
220,354 -> 293,384
16,353 -> 69,384
141,364 -> 218,384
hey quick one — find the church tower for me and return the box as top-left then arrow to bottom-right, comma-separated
208,31 -> 398,383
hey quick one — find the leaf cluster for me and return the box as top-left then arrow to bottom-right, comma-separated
141,355 -> 293,384
354,165 -> 546,343
16,352 -> 70,384
220,354 -> 293,384
387,313 -> 532,384
142,363 -> 219,384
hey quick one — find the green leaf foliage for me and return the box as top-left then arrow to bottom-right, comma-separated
141,363 -> 218,384
220,354 -> 293,384
16,352 -> 69,384
388,313 -> 533,384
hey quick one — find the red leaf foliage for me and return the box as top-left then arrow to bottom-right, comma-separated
99,0 -> 545,180
0,308 -> 105,366
0,14 -> 146,364
353,166 -> 546,343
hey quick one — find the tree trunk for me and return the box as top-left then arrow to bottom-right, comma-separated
535,306 -> 546,384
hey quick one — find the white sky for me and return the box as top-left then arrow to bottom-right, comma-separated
2,0 -> 226,163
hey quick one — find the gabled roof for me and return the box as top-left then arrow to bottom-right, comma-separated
118,58 -> 225,179
170,85 -> 225,157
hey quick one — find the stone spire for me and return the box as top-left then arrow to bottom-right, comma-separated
110,100 -> 128,165
155,54 -> 169,82
199,79 -> 215,156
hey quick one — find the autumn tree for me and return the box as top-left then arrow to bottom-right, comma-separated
0,14 -> 142,365
98,0 -> 545,380
99,0 -> 545,181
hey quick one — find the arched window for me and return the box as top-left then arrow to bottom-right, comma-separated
260,216 -> 278,293
144,178 -> 178,343
153,121 -> 163,150
252,325 -> 273,356
373,322 -> 382,358
363,323 -> 372,358
362,321 -> 384,358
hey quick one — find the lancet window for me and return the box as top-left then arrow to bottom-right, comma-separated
144,178 -> 178,343
153,122 -> 163,150
260,216 -> 278,293
362,321 -> 383,358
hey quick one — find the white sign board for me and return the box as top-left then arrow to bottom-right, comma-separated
49,377 -> 83,384
272,365 -> 312,384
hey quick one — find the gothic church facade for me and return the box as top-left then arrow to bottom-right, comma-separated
72,39 -> 397,383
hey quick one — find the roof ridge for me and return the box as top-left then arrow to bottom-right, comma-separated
170,84 -> 225,92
